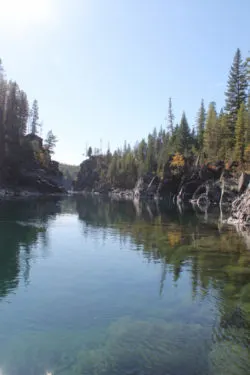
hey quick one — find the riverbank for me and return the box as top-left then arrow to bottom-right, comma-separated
74,156 -> 245,206
0,187 -> 68,200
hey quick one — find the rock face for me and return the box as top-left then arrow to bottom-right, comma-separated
73,156 -> 241,208
178,164 -> 239,207
74,156 -> 113,193
1,134 -> 66,194
18,168 -> 65,194
177,180 -> 203,202
238,172 -> 250,194
228,189 -> 250,227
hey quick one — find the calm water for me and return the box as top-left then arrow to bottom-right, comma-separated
0,196 -> 250,375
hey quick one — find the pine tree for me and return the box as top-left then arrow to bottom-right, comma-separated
218,111 -> 231,161
87,146 -> 92,158
152,127 -> 158,155
0,60 -> 7,170
168,97 -> 174,135
30,99 -> 39,134
157,130 -> 169,176
246,94 -> 250,147
5,82 -> 20,142
0,59 -> 6,133
196,99 -> 206,151
246,56 -> 250,83
137,139 -> 147,161
246,56 -> 250,147
178,112 -> 190,156
0,58 -> 3,80
44,130 -> 57,155
146,134 -> 155,172
225,48 -> 248,139
203,102 -> 218,161
235,103 -> 247,163
17,90 -> 29,136
108,151 -> 118,183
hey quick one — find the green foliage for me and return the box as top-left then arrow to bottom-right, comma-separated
203,102 -> 218,161
247,56 -> 250,82
196,99 -> 206,151
225,48 -> 248,139
30,99 -> 39,135
0,58 -> 58,184
44,130 -> 58,155
145,134 -> 156,172
77,48 -> 250,188
1,48 -> 250,189
87,146 -> 92,158
178,112 -> 191,156
235,103 -> 247,162
76,116 -> 192,190
168,97 -> 174,134
217,111 -> 231,161
246,93 -> 250,147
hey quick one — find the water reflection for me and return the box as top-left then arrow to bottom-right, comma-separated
0,198 -> 62,299
75,196 -> 250,347
0,196 -> 250,375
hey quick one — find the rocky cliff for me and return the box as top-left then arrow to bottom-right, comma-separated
228,187 -> 250,227
0,133 -> 66,194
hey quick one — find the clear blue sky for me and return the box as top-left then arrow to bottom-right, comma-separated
0,0 -> 249,164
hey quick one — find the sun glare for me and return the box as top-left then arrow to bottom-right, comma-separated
0,0 -> 52,28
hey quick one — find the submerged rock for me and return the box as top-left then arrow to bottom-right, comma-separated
75,317 -> 209,375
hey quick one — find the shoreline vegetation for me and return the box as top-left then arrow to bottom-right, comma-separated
73,50 -> 250,210
0,58 -> 66,195
0,50 -> 250,225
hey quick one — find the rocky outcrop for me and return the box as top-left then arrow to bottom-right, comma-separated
0,133 -> 66,194
177,180 -> 204,202
73,156 -> 110,192
228,189 -> 250,227
18,168 -> 66,194
179,164 -> 239,208
156,177 -> 180,198
73,156 -> 242,207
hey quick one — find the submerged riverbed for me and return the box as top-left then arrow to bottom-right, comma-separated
0,196 -> 250,375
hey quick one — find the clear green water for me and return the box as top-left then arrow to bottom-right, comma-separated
0,196 -> 250,375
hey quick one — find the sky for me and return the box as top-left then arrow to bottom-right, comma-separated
0,0 -> 249,165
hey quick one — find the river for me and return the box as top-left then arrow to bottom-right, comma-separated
0,196 -> 249,375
